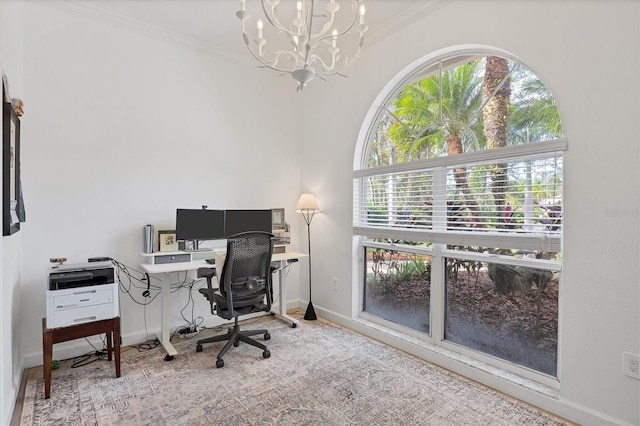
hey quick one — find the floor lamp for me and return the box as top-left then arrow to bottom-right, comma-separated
296,193 -> 320,321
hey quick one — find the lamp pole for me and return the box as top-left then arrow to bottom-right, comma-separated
301,209 -> 316,320
296,193 -> 319,321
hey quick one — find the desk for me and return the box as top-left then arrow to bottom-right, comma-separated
139,251 -> 306,360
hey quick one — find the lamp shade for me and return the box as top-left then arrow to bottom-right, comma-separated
296,194 -> 320,213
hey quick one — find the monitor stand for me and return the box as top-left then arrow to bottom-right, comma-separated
181,240 -> 213,252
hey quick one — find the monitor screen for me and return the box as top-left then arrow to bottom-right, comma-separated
175,209 -> 225,242
224,209 -> 272,237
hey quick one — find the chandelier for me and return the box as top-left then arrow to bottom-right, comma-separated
236,0 -> 368,91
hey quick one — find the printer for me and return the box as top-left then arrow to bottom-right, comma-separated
46,261 -> 119,329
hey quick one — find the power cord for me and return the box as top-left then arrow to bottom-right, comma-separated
109,258 -> 161,305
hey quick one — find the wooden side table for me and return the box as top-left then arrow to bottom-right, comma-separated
42,316 -> 121,399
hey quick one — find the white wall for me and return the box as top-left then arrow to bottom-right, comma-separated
18,2 -> 304,363
0,1 -> 24,424
300,1 -> 639,425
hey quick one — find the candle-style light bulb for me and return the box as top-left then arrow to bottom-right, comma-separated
332,28 -> 338,47
257,19 -> 264,38
359,4 -> 366,25
295,0 -> 303,33
240,0 -> 245,12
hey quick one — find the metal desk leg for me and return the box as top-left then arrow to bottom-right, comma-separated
272,259 -> 299,328
157,276 -> 177,360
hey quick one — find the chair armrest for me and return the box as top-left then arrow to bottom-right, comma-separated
197,267 -> 218,314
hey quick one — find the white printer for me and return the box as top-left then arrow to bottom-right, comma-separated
46,261 -> 119,329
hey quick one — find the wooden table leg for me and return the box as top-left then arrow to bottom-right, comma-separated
42,318 -> 53,399
114,317 -> 121,377
106,329 -> 113,362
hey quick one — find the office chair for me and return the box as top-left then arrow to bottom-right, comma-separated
196,231 -> 274,368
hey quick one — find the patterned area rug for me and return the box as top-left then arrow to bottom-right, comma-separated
20,314 -> 571,425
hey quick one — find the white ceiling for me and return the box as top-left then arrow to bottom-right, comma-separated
67,0 -> 452,57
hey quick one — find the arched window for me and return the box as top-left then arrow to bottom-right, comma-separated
353,46 -> 564,383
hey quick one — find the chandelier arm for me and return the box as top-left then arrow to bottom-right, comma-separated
310,2 -> 359,40
312,18 -> 335,40
305,3 -> 364,66
308,54 -> 333,73
242,33 -> 305,73
311,38 -> 362,77
260,0 -> 289,34
306,25 -> 355,56
313,36 -> 364,76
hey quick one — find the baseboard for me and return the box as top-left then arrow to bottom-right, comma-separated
312,304 -> 630,426
3,386 -> 16,426
5,358 -> 23,426
21,331 -> 151,369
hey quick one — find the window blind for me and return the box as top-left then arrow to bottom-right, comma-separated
354,146 -> 563,249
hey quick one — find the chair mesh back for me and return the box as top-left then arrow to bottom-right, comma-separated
221,232 -> 273,297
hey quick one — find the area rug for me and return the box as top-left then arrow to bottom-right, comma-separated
20,314 -> 571,425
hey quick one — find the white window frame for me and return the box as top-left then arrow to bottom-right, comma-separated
352,45 -> 564,388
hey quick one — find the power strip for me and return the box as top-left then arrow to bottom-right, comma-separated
178,326 -> 199,339
182,332 -> 198,339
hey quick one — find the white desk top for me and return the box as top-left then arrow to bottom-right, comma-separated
139,251 -> 307,275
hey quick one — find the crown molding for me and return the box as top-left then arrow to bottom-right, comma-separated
41,0 -> 248,63
365,0 -> 454,47
40,0 -> 453,62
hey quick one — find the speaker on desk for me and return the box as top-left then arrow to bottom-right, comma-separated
143,225 -> 154,254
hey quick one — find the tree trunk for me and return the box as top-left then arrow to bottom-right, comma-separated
482,56 -> 511,228
446,133 -> 478,227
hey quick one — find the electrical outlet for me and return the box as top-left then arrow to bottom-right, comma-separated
332,277 -> 338,291
623,352 -> 640,379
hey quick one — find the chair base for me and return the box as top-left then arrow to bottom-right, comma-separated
196,317 -> 270,367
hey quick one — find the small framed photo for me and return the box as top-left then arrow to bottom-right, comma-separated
158,229 -> 178,252
271,208 -> 285,230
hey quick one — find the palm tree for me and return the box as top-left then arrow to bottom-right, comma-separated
390,60 -> 485,160
388,60 -> 485,224
376,56 -> 562,235
509,68 -> 562,141
482,56 -> 511,229
508,71 -> 563,235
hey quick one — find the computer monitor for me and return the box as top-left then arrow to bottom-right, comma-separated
175,209 -> 225,250
224,209 -> 272,238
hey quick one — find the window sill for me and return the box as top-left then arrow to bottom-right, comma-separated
352,316 -> 560,400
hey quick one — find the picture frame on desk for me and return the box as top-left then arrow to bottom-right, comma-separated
3,87 -> 21,236
272,208 -> 285,230
158,230 -> 178,252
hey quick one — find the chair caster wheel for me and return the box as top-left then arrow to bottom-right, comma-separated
291,323 -> 297,328
234,340 -> 240,347
216,359 -> 224,368
264,332 -> 270,340
263,350 -> 270,359
196,344 -> 203,353
164,354 -> 174,361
